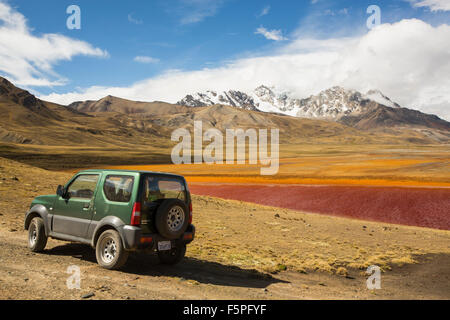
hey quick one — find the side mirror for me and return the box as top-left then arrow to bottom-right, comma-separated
56,185 -> 66,198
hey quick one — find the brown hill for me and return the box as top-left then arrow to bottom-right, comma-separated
0,77 -> 43,110
69,95 -> 190,115
339,105 -> 450,131
0,77 -> 64,121
0,77 -> 171,146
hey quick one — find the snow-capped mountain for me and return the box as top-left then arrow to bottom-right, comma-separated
252,85 -> 301,116
177,86 -> 301,115
294,87 -> 397,119
365,89 -> 401,109
177,90 -> 258,111
177,86 -> 402,120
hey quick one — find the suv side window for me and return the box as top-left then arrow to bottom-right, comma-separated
103,175 -> 134,203
67,174 -> 99,199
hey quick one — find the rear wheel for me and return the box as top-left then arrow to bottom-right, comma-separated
28,217 -> 47,252
158,244 -> 186,265
95,230 -> 129,270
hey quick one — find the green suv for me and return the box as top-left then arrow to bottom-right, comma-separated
24,169 -> 195,269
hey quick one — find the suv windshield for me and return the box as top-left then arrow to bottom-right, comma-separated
143,176 -> 186,203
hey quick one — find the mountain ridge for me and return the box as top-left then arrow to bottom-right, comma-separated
177,85 -> 403,118
1,76 -> 449,147
177,85 -> 450,131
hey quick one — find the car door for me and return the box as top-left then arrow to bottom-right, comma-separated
52,174 -> 100,239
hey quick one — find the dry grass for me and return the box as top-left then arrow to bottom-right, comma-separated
187,195 -> 450,274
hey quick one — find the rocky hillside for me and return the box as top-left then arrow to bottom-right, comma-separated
0,77 -> 61,120
340,105 -> 450,131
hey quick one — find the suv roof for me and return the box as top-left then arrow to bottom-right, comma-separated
78,169 -> 185,179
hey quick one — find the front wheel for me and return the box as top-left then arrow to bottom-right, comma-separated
158,244 -> 186,265
95,230 -> 129,270
28,217 -> 48,252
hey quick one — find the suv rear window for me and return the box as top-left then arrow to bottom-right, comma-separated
103,175 -> 134,203
144,176 -> 186,203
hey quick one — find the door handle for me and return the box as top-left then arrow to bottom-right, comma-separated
83,203 -> 90,210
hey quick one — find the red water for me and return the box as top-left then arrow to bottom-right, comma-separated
190,184 -> 450,230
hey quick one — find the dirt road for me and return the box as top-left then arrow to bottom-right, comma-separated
1,228 -> 449,300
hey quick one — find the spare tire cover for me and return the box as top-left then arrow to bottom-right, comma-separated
155,199 -> 190,240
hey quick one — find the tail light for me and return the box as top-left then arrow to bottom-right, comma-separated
131,202 -> 141,226
140,237 -> 153,244
188,202 -> 193,224
183,233 -> 193,241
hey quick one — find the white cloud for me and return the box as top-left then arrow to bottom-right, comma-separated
255,26 -> 288,41
257,5 -> 270,18
41,19 -> 450,121
128,13 -> 143,25
134,56 -> 160,64
0,1 -> 108,87
324,8 -> 349,16
178,0 -> 224,25
408,0 -> 450,11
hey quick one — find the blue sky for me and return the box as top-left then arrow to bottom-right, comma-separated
2,0 -> 444,92
1,0 -> 450,119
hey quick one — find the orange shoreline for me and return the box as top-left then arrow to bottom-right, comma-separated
183,176 -> 450,188
77,157 -> 450,188
99,166 -> 450,188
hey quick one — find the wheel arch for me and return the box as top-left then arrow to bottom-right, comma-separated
24,205 -> 50,236
91,216 -> 126,248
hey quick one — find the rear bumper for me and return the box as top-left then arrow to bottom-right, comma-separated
120,225 -> 142,249
121,224 -> 196,250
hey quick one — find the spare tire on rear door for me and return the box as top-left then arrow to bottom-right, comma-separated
155,199 -> 189,240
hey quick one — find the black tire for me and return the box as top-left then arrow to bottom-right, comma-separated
155,199 -> 189,240
28,217 -> 48,252
158,244 -> 186,265
95,229 -> 129,270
